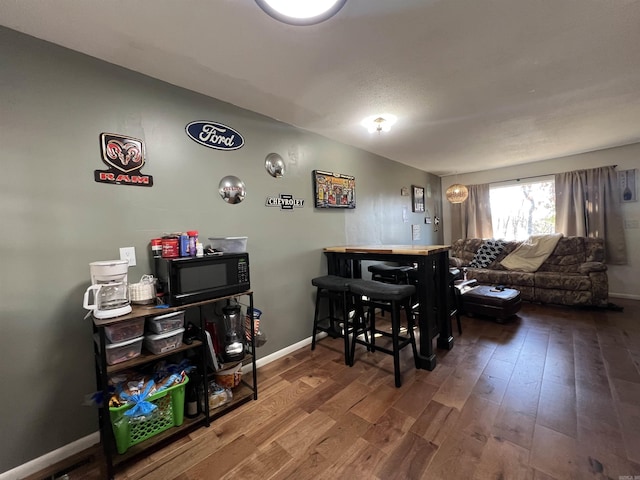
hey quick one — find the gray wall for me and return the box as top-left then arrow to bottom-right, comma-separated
0,27 -> 442,472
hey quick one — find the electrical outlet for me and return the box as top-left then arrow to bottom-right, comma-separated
624,219 -> 639,229
119,246 -> 136,266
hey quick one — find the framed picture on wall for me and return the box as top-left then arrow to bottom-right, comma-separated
619,169 -> 637,202
412,185 -> 425,212
313,170 -> 356,208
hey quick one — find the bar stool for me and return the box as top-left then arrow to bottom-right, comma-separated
349,279 -> 418,387
369,263 -> 415,320
311,275 -> 353,365
367,263 -> 414,284
448,268 -> 463,335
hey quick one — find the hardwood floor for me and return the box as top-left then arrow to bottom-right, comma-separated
62,299 -> 640,479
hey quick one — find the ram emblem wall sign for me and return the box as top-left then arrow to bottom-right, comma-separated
186,121 -> 245,151
95,133 -> 153,187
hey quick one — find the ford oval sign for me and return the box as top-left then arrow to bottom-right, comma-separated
186,121 -> 245,151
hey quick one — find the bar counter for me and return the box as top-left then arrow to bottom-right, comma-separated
323,244 -> 452,371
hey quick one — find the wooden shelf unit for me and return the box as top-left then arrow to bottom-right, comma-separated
92,291 -> 257,479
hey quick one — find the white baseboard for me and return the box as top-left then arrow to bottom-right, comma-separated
0,432 -> 100,480
254,334 -> 318,369
2,335 -> 320,479
609,292 -> 640,301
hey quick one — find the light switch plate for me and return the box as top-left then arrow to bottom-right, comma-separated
119,246 -> 136,266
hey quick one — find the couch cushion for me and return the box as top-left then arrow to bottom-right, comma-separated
468,268 -> 535,287
534,272 -> 591,291
537,236 -> 585,273
450,238 -> 484,266
469,239 -> 507,268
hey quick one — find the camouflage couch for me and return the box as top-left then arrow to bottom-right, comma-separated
449,236 -> 608,306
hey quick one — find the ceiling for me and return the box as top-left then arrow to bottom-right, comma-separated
2,0 -> 640,176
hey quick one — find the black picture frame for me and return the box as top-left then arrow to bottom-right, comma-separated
412,185 -> 425,212
313,170 -> 356,208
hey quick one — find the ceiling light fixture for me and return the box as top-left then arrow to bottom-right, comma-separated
445,183 -> 469,204
361,114 -> 397,134
255,0 -> 347,26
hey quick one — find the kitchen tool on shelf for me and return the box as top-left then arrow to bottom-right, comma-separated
222,304 -> 244,363
83,260 -> 132,319
246,307 -> 267,347
128,274 -> 156,304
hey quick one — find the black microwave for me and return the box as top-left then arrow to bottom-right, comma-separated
155,253 -> 250,306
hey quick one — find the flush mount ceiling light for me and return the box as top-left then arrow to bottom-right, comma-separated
361,114 -> 398,134
255,0 -> 347,26
445,183 -> 469,204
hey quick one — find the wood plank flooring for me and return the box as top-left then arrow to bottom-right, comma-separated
58,298 -> 640,479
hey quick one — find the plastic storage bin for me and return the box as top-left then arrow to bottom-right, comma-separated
144,328 -> 185,354
146,311 -> 185,334
109,377 -> 188,454
104,317 -> 145,343
207,236 -> 248,253
95,335 -> 144,366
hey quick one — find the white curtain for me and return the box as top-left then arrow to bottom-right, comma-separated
555,166 -> 627,264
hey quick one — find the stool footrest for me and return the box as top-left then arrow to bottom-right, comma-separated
355,338 -> 414,356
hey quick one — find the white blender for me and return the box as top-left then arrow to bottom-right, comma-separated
83,260 -> 132,319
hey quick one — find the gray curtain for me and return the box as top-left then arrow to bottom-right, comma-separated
451,183 -> 493,240
555,166 -> 627,264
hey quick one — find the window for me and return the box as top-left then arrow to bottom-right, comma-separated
489,177 -> 555,241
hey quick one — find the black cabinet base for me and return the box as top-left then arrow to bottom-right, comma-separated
437,334 -> 455,351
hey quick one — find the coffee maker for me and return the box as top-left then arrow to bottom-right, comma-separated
83,260 -> 132,319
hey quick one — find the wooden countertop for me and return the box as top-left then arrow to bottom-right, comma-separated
323,244 -> 451,255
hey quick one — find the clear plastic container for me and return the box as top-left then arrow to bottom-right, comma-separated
207,236 -> 248,253
95,335 -> 144,365
146,311 -> 185,334
104,318 -> 145,343
144,327 -> 185,354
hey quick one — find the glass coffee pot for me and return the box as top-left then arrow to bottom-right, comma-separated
222,304 -> 244,363
83,281 -> 131,319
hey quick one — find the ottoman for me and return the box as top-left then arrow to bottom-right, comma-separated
460,285 -> 522,322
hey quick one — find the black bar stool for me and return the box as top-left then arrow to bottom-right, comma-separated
349,279 -> 418,387
311,275 -> 353,365
448,268 -> 463,335
369,263 -> 415,319
367,263 -> 414,284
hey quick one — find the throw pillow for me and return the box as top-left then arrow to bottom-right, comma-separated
469,239 -> 507,268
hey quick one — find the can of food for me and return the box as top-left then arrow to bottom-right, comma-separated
162,236 -> 179,258
151,238 -> 163,258
187,230 -> 199,257
180,233 -> 190,257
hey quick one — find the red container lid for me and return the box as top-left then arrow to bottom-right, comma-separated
187,230 -> 199,236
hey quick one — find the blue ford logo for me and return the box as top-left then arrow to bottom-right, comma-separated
186,121 -> 245,151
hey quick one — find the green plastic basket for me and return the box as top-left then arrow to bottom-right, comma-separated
109,376 -> 188,454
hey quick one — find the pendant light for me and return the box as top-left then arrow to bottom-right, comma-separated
445,183 -> 469,204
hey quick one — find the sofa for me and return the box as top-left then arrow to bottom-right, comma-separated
449,236 -> 608,307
